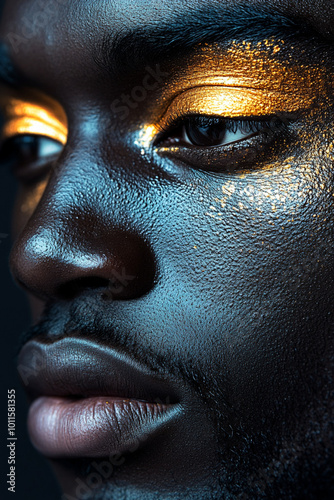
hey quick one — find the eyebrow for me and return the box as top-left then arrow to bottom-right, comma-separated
94,3 -> 327,79
0,3 -> 328,89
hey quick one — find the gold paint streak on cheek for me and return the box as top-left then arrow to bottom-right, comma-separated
208,167 -> 314,221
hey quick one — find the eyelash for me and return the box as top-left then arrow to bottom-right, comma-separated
153,112 -> 293,173
155,114 -> 287,147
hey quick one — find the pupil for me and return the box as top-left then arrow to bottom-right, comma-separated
185,117 -> 226,146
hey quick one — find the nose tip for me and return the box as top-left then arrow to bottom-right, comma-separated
10,223 -> 155,302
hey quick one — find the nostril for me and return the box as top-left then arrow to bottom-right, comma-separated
57,277 -> 110,300
10,221 -> 156,302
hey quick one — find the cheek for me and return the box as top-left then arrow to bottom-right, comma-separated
183,163 -> 334,419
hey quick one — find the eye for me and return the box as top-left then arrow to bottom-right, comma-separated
154,113 -> 292,173
158,116 -> 275,149
0,134 -> 64,183
186,116 -> 267,147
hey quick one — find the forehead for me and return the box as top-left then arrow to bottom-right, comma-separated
1,0 -> 333,55
0,0 -> 333,101
1,0 -> 333,35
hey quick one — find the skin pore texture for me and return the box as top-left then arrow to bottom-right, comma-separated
0,0 -> 334,498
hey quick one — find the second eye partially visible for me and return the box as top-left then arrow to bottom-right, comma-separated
0,90 -> 68,183
0,135 -> 64,183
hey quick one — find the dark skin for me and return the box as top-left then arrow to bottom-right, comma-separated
1,0 -> 334,498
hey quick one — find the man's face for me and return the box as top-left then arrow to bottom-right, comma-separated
1,0 -> 334,498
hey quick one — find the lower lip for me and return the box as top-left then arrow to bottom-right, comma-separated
28,396 -> 174,458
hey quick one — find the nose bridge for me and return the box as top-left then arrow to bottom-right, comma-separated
10,145 -> 155,301
24,144 -> 125,247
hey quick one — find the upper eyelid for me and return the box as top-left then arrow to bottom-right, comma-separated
2,118 -> 67,146
0,97 -> 67,145
157,85 -> 316,131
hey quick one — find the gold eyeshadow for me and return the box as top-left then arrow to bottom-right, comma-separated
136,39 -> 332,148
163,39 -> 332,101
159,84 -> 314,126
0,88 -> 67,145
0,39 -> 332,156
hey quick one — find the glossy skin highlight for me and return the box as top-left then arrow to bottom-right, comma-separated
0,0 -> 334,499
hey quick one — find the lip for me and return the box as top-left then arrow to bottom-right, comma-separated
18,337 -> 181,458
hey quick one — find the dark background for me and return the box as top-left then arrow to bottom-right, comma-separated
0,1 -> 61,498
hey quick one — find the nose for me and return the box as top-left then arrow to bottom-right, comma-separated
9,149 -> 155,302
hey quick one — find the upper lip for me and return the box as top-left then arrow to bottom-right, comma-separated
18,336 -> 179,404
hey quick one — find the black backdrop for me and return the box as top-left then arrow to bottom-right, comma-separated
0,2 -> 61,499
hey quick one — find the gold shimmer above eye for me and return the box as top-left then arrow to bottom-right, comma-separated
145,40 -> 333,137
159,84 -> 314,126
0,89 -> 67,145
136,39 -> 333,147
165,39 -> 332,103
